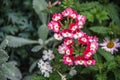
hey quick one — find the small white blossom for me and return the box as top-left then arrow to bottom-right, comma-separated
42,50 -> 55,61
38,59 -> 53,77
69,69 -> 77,76
54,33 -> 63,40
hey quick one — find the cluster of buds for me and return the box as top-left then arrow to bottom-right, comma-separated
48,8 -> 98,67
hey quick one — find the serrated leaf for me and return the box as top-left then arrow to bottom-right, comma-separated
1,61 -> 22,80
33,0 -> 47,24
104,61 -> 117,71
0,39 -> 8,49
98,48 -> 114,61
0,49 -> 9,64
1,25 -> 18,34
112,69 -> 120,80
6,35 -> 37,48
106,3 -> 120,26
38,24 -> 49,40
31,45 -> 42,52
90,26 -> 109,34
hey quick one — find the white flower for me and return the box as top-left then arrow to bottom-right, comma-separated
38,59 -> 53,77
42,50 -> 55,61
54,33 -> 63,40
69,69 -> 77,76
99,38 -> 120,54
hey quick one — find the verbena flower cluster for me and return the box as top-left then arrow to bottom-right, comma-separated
48,8 -> 98,66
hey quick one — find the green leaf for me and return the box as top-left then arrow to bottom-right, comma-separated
96,73 -> 107,80
105,3 -> 120,26
1,25 -> 18,35
98,48 -> 114,61
0,39 -> 8,49
31,45 -> 42,52
107,61 -> 117,70
6,35 -> 37,48
1,61 -> 22,80
0,49 -> 9,64
29,61 -> 37,73
38,24 -> 49,40
112,69 -> 120,80
81,12 -> 94,22
0,70 -> 7,80
81,66 -> 98,74
90,26 -> 109,34
33,0 -> 47,24
31,75 -> 48,80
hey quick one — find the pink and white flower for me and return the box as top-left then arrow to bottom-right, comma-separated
76,15 -> 86,22
54,32 -> 63,40
73,29 -> 84,39
58,44 -> 67,54
64,38 -> 74,46
78,34 -> 88,45
62,29 -> 73,38
99,38 -> 120,54
52,13 -> 62,21
62,8 -> 73,17
63,55 -> 74,66
70,10 -> 78,19
52,21 -> 61,32
65,47 -> 73,55
48,21 -> 54,30
69,23 -> 78,31
85,60 -> 96,66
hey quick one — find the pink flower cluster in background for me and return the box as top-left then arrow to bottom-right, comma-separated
48,8 -> 98,67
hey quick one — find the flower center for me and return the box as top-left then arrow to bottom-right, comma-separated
107,41 -> 115,48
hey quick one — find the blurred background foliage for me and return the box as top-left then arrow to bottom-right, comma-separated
0,0 -> 120,80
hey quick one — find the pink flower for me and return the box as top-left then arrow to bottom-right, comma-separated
74,56 -> 85,65
73,29 -> 84,39
83,51 -> 93,59
62,8 -> 73,17
54,32 -> 63,40
89,42 -> 98,52
76,15 -> 86,22
52,21 -> 61,32
84,60 -> 96,67
69,10 -> 78,19
48,21 -> 54,30
62,29 -> 73,38
64,38 -> 74,46
58,44 -> 67,54
88,36 -> 98,43
63,55 -> 74,66
52,13 -> 62,21
78,34 -> 88,45
76,20 -> 85,28
65,47 -> 73,55
69,23 -> 78,31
